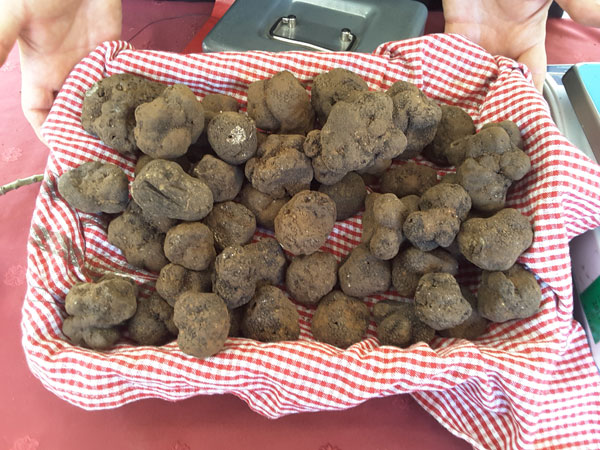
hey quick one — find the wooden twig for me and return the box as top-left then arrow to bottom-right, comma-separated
0,174 -> 44,196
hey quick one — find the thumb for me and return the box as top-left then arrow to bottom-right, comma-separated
20,67 -> 55,144
517,42 -> 547,93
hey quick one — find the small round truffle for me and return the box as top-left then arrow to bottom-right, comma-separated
380,163 -> 439,198
127,292 -> 175,345
192,154 -> 244,202
156,263 -> 213,307
285,252 -> 338,305
274,190 -> 336,255
203,201 -> 256,250
173,292 -> 230,358
164,222 -> 216,271
414,273 -> 472,331
241,285 -> 300,342
58,161 -> 129,214
338,245 -> 391,298
477,264 -> 542,322
311,290 -> 369,348
318,172 -> 367,221
207,111 -> 257,164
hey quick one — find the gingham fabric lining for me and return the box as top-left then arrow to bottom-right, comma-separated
21,34 -> 600,449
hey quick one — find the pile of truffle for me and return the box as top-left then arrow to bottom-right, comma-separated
57,69 -> 542,358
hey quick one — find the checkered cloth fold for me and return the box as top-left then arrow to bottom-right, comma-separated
23,34 -> 600,450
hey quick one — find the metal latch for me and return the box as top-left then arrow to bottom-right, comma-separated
269,15 -> 356,52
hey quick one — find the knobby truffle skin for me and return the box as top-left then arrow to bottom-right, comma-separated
156,263 -> 213,307
163,222 -> 216,271
247,71 -> 315,134
173,292 -> 230,358
311,68 -> 368,125
274,190 -> 336,255
285,252 -> 338,305
192,154 -> 244,203
131,159 -> 213,221
311,290 -> 370,348
107,203 -> 169,273
127,292 -> 176,346
457,208 -> 534,271
58,161 -> 129,214
134,84 -> 205,159
477,264 -> 542,322
241,285 -> 300,342
318,172 -> 367,221
81,73 -> 166,155
414,272 -> 472,331
306,91 -> 408,185
338,245 -> 391,298
65,274 -> 138,329
373,300 -> 435,347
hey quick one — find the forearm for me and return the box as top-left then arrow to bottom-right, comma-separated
555,0 -> 600,26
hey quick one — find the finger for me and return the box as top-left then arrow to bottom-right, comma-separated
20,77 -> 56,142
0,1 -> 24,66
516,42 -> 547,93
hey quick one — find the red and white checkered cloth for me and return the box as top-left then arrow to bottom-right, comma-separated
23,34 -> 600,449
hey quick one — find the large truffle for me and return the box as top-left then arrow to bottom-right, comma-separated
241,285 -> 300,342
81,73 -> 166,155
305,91 -> 407,185
457,208 -> 533,271
58,161 -> 129,214
134,84 -> 204,159
311,290 -> 370,348
274,190 -> 336,255
247,71 -> 314,134
131,159 -> 213,221
311,68 -> 368,124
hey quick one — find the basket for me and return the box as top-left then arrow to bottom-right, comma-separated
23,34 -> 600,449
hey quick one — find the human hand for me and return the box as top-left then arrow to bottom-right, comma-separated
442,0 -> 553,91
0,0 -> 121,142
